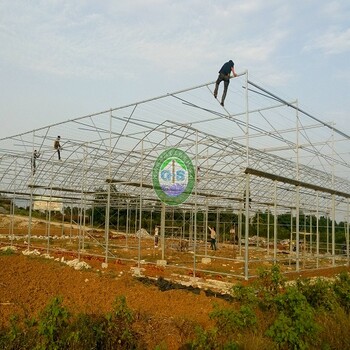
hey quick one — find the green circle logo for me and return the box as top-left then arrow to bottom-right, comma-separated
152,148 -> 195,206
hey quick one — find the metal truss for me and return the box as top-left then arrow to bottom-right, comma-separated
0,71 -> 349,221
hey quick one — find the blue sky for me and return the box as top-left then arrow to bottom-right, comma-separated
0,0 -> 349,139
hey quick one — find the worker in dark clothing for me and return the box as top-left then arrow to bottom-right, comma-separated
213,60 -> 238,107
208,226 -> 217,250
31,149 -> 40,175
54,136 -> 62,160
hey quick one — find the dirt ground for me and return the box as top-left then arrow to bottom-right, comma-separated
0,253 -> 230,349
1,215 -> 350,349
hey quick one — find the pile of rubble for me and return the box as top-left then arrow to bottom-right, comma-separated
21,248 -> 91,270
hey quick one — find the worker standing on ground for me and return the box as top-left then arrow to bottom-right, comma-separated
54,136 -> 62,160
213,59 -> 238,107
230,224 -> 236,245
208,226 -> 217,250
154,226 -> 159,248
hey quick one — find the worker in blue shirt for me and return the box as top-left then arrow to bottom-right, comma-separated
213,60 -> 237,107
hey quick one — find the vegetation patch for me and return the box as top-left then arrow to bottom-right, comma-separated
1,265 -> 350,349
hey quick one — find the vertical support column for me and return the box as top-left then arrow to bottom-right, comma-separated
193,130 -> 199,277
326,214 -> 329,254
244,70 -> 249,164
310,213 -> 313,254
205,204 -> 208,256
161,202 -> 166,261
9,198 -> 14,244
117,207 -> 120,233
244,173 -> 250,280
91,205 -> 95,231
244,69 -> 249,280
126,199 -> 130,246
331,194 -> 335,266
256,211 -> 260,247
238,202 -> 242,256
28,132 -> 34,251
104,109 -> 112,265
10,161 -> 18,246
331,125 -> 335,266
216,208 -> 220,245
78,205 -> 82,251
346,199 -> 349,266
104,183 -> 111,264
171,207 -> 175,237
290,209 -> 293,257
82,201 -> 87,251
69,204 -> 73,243
273,181 -> 277,263
267,208 -> 270,256
61,203 -> 65,237
47,163 -> 54,255
182,210 -> 186,241
28,187 -> 34,251
137,140 -> 144,270
81,145 -> 87,252
303,213 -> 306,260
47,203 -> 52,255
223,222 -> 226,243
150,206 -> 153,237
316,192 -> 319,268
295,186 -> 300,272
190,208 -> 193,245
295,100 -> 300,272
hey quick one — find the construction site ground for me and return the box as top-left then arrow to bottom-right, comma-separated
1,214 -> 349,349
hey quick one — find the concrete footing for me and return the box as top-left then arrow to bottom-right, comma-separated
201,257 -> 212,264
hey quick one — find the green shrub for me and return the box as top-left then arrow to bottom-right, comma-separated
266,287 -> 319,349
36,296 -> 70,350
210,304 -> 257,334
0,296 -> 141,349
296,277 -> 338,311
315,308 -> 350,350
189,325 -> 232,350
255,264 -> 286,297
254,264 -> 286,311
189,301 -> 256,349
100,295 -> 139,349
333,271 -> 350,314
231,283 -> 258,305
66,313 -> 104,349
0,314 -> 37,350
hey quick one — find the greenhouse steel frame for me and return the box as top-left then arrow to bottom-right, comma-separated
0,70 -> 349,280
